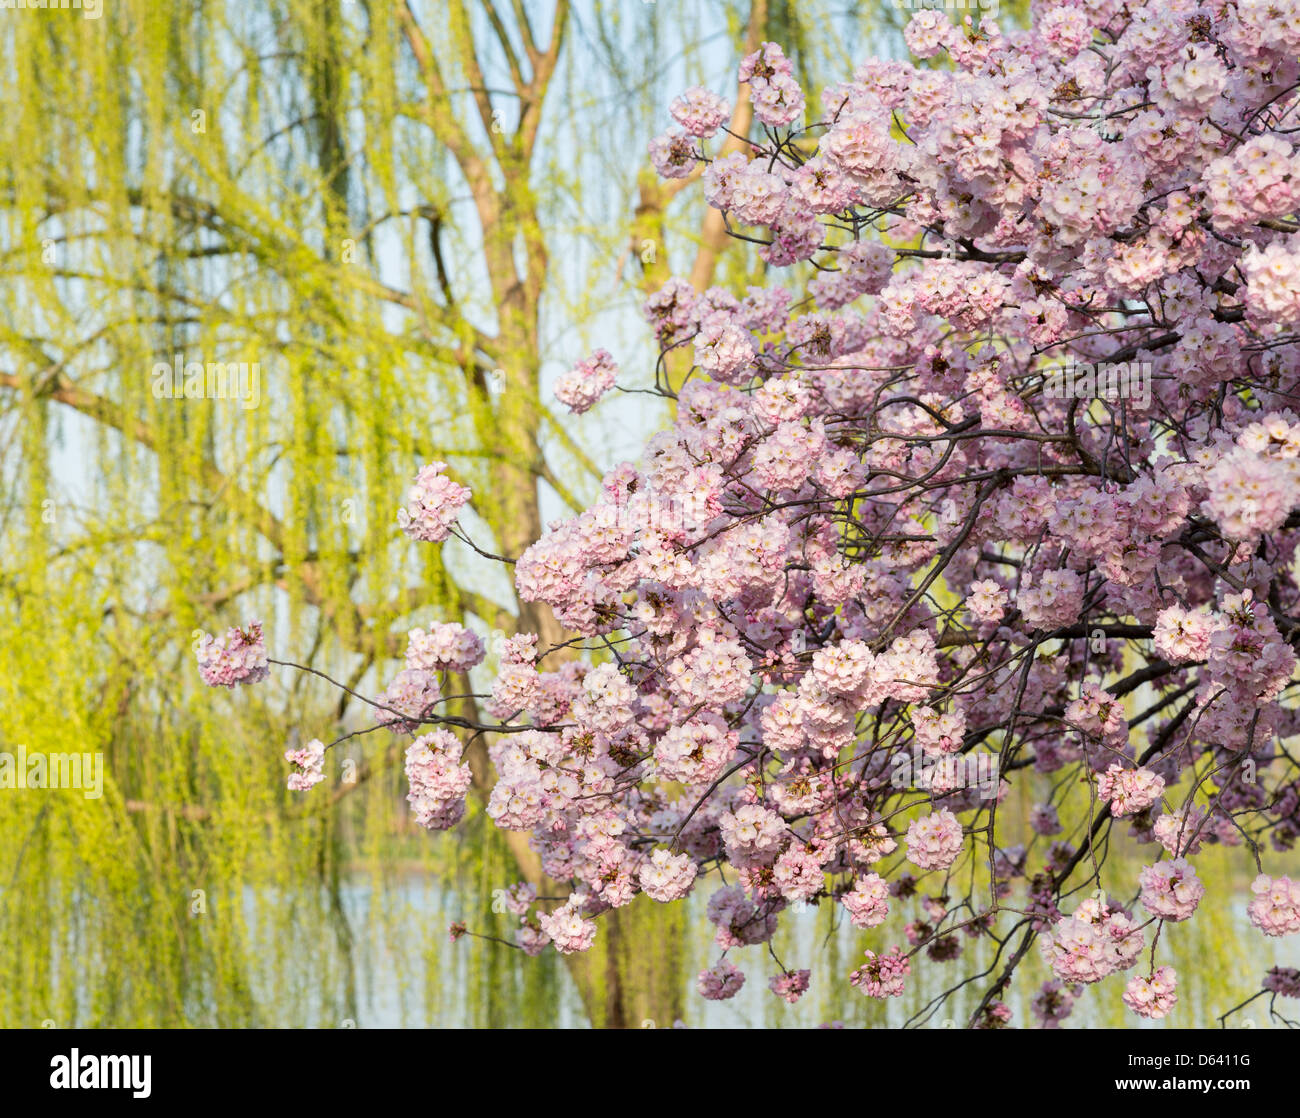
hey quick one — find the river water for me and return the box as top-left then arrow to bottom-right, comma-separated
237,861 -> 1300,1029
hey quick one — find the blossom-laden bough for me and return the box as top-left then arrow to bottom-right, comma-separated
202,0 -> 1300,1027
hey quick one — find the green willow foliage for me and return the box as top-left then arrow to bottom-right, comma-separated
0,0 -> 1035,1027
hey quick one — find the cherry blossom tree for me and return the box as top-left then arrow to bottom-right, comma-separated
205,0 -> 1300,1026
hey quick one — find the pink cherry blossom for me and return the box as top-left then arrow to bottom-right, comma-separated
669,86 -> 730,138
555,350 -> 618,414
697,958 -> 746,1000
1139,858 -> 1205,922
397,461 -> 471,543
1040,899 -> 1144,984
905,809 -> 964,871
197,620 -> 269,688
849,947 -> 911,998
285,738 -> 325,792
638,848 -> 698,902
404,731 -> 472,830
841,873 -> 891,929
1123,966 -> 1178,1019
1248,874 -> 1300,937
1098,765 -> 1165,817
768,969 -> 811,1004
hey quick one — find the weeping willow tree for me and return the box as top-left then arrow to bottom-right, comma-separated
0,0 -> 935,1028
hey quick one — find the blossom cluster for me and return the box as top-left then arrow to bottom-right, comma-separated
405,622 -> 485,675
1138,859 -> 1205,922
1040,899 -> 1145,985
554,350 -> 618,414
404,731 -> 473,831
196,621 -> 268,688
285,738 -> 325,792
396,461 -> 471,543
1248,875 -> 1300,937
1123,967 -> 1179,1020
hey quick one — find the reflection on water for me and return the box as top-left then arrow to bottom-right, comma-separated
9,820 -> 1294,1029
246,857 -> 1299,1029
